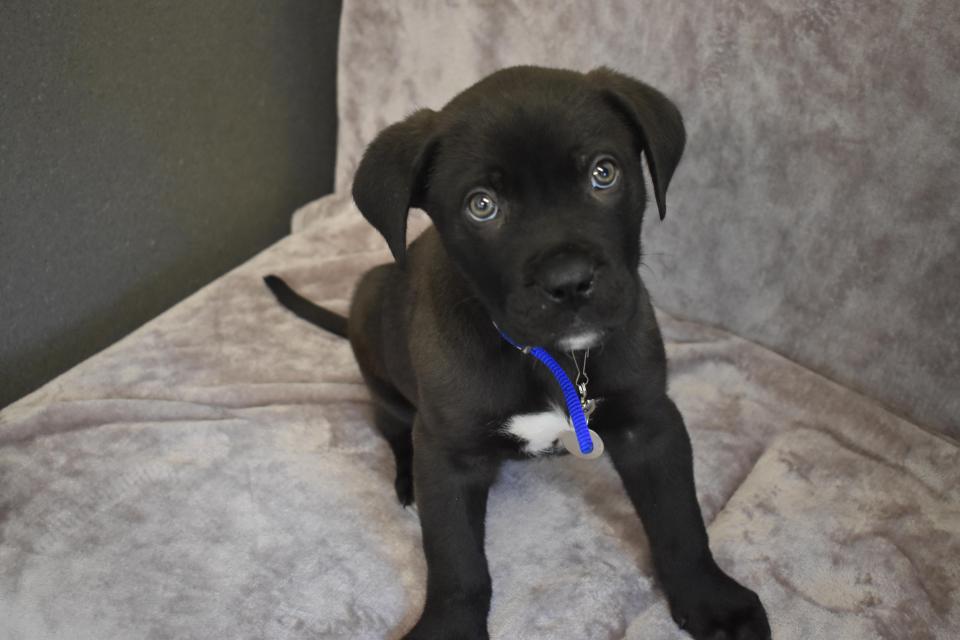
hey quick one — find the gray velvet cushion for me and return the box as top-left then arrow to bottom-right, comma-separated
3,196 -> 956,638
330,0 -> 960,438
3,2 -> 958,638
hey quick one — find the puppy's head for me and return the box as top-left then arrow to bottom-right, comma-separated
353,66 -> 685,350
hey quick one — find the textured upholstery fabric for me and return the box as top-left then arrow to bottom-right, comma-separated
2,3 -> 958,639
3,196 -> 958,639
322,0 -> 960,438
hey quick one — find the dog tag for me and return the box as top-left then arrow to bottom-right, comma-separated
582,397 -> 597,421
559,429 -> 604,460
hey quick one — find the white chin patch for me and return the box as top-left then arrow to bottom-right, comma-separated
556,331 -> 601,351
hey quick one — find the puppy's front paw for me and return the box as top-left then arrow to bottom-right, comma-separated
402,605 -> 489,640
669,569 -> 770,640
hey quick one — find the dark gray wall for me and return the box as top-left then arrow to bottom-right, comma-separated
0,1 -> 342,408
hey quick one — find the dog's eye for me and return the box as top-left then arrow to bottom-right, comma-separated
465,190 -> 500,222
590,157 -> 620,190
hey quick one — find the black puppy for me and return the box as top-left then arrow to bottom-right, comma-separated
266,66 -> 770,640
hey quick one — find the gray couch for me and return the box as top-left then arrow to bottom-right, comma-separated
2,2 -> 958,639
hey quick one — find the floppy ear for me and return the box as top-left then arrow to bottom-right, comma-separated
352,109 -> 438,266
587,67 -> 685,220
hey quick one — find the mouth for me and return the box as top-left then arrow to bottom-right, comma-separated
500,283 -> 632,350
496,317 -> 607,352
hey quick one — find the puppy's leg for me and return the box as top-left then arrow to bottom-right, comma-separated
597,394 -> 771,640
374,406 -> 415,506
402,418 -> 500,640
357,365 -> 417,506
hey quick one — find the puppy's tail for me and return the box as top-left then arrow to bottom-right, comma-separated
263,275 -> 348,338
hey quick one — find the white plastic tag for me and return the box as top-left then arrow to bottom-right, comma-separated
559,429 -> 604,460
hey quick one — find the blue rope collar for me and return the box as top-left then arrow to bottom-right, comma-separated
496,326 -> 600,457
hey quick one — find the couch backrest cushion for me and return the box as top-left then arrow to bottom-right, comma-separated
333,0 -> 960,437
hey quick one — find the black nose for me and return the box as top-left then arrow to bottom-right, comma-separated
533,251 -> 597,304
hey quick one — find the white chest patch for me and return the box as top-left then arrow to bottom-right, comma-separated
502,406 -> 571,455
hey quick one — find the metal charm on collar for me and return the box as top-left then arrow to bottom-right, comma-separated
570,349 -> 597,423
